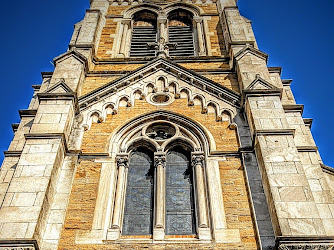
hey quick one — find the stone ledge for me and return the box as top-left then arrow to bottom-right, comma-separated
283,104 -> 304,115
276,236 -> 334,250
37,92 -> 79,115
3,151 -> 22,157
0,240 -> 39,250
18,110 -> 37,119
268,67 -> 282,75
282,79 -> 293,86
303,118 -> 313,128
11,124 -> 19,133
296,146 -> 318,152
254,129 -> 295,137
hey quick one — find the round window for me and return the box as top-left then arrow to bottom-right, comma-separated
152,94 -> 170,104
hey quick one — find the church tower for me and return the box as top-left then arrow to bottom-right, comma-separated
0,0 -> 334,249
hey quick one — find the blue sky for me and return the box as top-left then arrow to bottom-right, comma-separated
0,0 -> 333,166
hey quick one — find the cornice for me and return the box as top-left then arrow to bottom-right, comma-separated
53,48 -> 88,72
321,163 -> 334,175
241,88 -> 282,107
37,92 -> 80,115
303,118 -> 313,128
92,56 -> 229,64
11,123 -> 19,133
79,58 -> 241,110
41,72 -> 53,79
0,240 -> 39,250
268,67 -> 282,75
296,146 -> 318,152
18,109 -> 37,118
3,150 -> 22,157
283,104 -> 304,115
233,44 -> 268,63
282,79 -> 293,86
276,236 -> 334,249
32,85 -> 41,91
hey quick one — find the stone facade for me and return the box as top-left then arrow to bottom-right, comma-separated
0,0 -> 333,249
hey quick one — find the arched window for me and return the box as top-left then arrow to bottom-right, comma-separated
106,118 -> 221,241
122,3 -> 209,58
122,148 -> 154,235
130,10 -> 157,57
168,9 -> 195,57
166,148 -> 196,235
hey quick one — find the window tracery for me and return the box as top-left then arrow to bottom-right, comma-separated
107,119 -> 213,240
85,112 -> 235,243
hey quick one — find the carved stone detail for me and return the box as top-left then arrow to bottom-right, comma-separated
192,154 -> 204,167
278,244 -> 334,250
116,155 -> 129,169
154,154 -> 166,168
0,246 -> 35,250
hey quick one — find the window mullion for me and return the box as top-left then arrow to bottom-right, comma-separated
153,153 -> 166,240
192,153 -> 211,240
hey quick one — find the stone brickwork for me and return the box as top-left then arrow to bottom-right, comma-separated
57,99 -> 257,248
81,99 -> 238,154
0,0 -> 333,249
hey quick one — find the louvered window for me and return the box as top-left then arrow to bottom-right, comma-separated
168,26 -> 195,57
130,26 -> 157,57
168,9 -> 195,57
130,10 -> 157,58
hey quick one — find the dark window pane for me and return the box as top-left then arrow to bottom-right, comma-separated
166,151 -> 196,235
122,150 -> 153,235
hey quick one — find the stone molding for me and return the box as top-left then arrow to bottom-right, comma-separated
3,150 -> 22,157
246,75 -> 279,91
282,104 -> 304,115
18,109 -> 37,119
79,58 -> 241,111
278,245 -> 334,250
276,236 -> 334,250
11,123 -> 19,133
0,240 -> 38,250
53,48 -> 89,72
233,44 -> 268,63
303,118 -> 313,128
37,92 -> 79,115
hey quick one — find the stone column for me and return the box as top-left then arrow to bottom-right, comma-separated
158,17 -> 168,41
119,19 -> 131,57
194,17 -> 206,56
192,153 -> 211,240
153,153 -> 166,240
108,155 -> 129,240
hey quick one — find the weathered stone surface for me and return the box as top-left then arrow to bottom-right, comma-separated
1,1 -> 333,250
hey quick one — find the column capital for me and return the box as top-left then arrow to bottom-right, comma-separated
193,16 -> 203,23
121,18 -> 132,25
116,154 -> 129,168
192,153 -> 205,167
154,153 -> 166,168
157,16 -> 168,24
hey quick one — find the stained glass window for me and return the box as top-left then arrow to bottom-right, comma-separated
122,149 -> 154,235
166,150 -> 196,235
